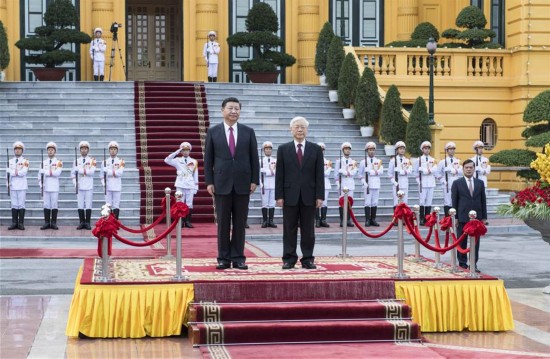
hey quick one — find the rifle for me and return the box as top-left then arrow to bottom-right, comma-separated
418,156 -> 423,194
364,149 -> 369,195
339,151 -> 343,197
444,151 -> 449,193
104,148 -> 107,195
394,150 -> 399,194
476,153 -> 479,179
74,147 -> 79,194
41,149 -> 44,198
6,149 -> 10,196
259,148 -> 264,195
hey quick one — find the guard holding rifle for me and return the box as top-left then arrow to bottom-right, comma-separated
101,141 -> 125,219
437,141 -> 462,216
387,141 -> 412,225
6,141 -> 29,230
471,140 -> 491,190
334,142 -> 357,227
38,142 -> 63,230
316,142 -> 331,228
413,141 -> 437,225
358,142 -> 383,227
72,141 -> 96,230
260,141 -> 277,228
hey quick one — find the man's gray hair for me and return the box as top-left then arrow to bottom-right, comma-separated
290,116 -> 309,128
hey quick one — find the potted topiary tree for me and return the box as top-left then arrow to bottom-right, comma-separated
0,20 -> 9,82
15,0 -> 92,81
386,22 -> 440,48
226,2 -> 295,83
337,53 -> 360,119
355,67 -> 381,137
325,36 -> 345,102
441,6 -> 501,48
405,96 -> 432,157
380,84 -> 407,155
314,22 -> 334,86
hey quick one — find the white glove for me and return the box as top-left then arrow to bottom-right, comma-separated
338,169 -> 347,175
475,167 -> 482,172
422,168 -> 429,175
361,179 -> 368,188
391,179 -> 398,187
336,182 -> 340,189
204,57 -> 208,63
193,189 -> 198,195
399,170 -> 405,175
101,178 -> 105,187
39,169 -> 44,175
416,178 -> 420,184
440,180 -> 447,186
72,178 -> 76,187
177,170 -> 182,176
444,167 -> 451,173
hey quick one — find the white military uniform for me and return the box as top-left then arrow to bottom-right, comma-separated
322,158 -> 332,208
164,150 -> 199,208
260,156 -> 276,208
203,36 -> 220,79
334,156 -> 358,200
7,155 -> 29,209
72,155 -> 96,210
470,154 -> 491,189
102,156 -> 125,209
413,155 -> 437,206
39,157 -> 63,209
359,156 -> 384,207
89,35 -> 107,77
436,156 -> 462,207
387,155 -> 412,205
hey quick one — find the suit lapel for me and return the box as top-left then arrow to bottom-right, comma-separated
301,141 -> 314,168
288,142 -> 300,169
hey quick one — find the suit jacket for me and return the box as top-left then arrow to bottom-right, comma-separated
275,140 -> 324,206
451,176 -> 487,222
204,122 -> 260,195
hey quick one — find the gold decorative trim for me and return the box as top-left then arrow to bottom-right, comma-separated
205,323 -> 225,344
202,302 -> 221,322
378,299 -> 403,318
207,345 -> 231,359
391,320 -> 412,341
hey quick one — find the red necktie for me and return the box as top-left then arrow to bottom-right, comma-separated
229,127 -> 235,157
297,143 -> 303,166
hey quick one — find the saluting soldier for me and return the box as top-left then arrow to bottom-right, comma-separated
387,141 -> 412,211
358,142 -> 384,227
102,141 -> 125,219
436,141 -> 462,216
7,141 -> 29,230
72,141 -> 96,230
260,141 -> 277,228
38,142 -> 63,230
316,142 -> 331,228
413,141 -> 437,225
471,140 -> 491,189
164,142 -> 199,228
334,142 -> 358,227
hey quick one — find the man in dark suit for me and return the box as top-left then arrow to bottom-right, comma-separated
451,159 -> 487,272
204,97 -> 259,270
275,116 -> 324,269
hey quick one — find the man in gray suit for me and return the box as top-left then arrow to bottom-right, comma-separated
275,117 -> 324,269
204,97 -> 259,270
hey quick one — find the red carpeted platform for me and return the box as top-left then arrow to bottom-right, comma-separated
134,81 -> 213,225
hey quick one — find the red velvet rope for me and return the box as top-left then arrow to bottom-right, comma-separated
439,216 -> 452,231
424,213 -> 437,227
349,207 -> 395,238
113,219 -> 179,247
117,196 -> 175,233
92,215 -> 120,257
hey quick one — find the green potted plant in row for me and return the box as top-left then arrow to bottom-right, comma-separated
355,67 -> 381,137
337,53 -> 360,119
379,84 -> 407,155
325,36 -> 345,102
0,20 -> 9,81
314,22 -> 334,86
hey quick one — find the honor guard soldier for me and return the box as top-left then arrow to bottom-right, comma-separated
102,141 -> 125,219
358,142 -> 384,227
388,141 -> 412,224
316,142 -> 331,228
39,142 -> 63,230
72,141 -> 96,230
471,140 -> 491,189
89,27 -> 107,81
437,142 -> 462,216
164,142 -> 199,228
334,142 -> 358,227
413,141 -> 437,225
260,141 -> 277,228
7,141 -> 29,230
203,30 -> 221,82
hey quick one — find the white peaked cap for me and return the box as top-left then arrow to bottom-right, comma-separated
473,140 -> 484,149
180,142 -> 192,150
420,141 -> 432,150
341,142 -> 352,150
395,141 -> 406,149
46,142 -> 57,150
79,141 -> 90,149
262,141 -> 273,148
108,141 -> 119,149
208,31 -> 216,36
445,142 -> 456,150
94,27 -> 103,34
365,142 -> 376,150
13,141 -> 25,150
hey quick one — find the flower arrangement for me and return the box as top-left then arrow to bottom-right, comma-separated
498,144 -> 550,220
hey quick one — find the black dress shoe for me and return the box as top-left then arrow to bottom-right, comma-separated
468,265 -> 481,273
216,262 -> 230,270
282,262 -> 295,270
301,262 -> 317,269
232,262 -> 248,270
459,263 -> 468,269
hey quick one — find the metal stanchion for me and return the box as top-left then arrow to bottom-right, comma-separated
392,191 -> 409,279
96,205 -> 112,282
338,188 -> 351,259
410,205 -> 423,262
432,207 -> 444,269
467,210 -> 480,278
172,191 -> 187,281
162,187 -> 174,259
447,208 -> 459,273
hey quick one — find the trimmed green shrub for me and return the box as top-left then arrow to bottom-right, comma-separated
405,97 -> 432,157
337,53 -> 360,109
355,67 -> 381,127
227,2 -> 295,73
315,22 -> 334,76
0,20 -> 9,71
386,22 -> 439,48
325,36 -> 345,90
441,6 -> 498,48
380,85 -> 407,145
15,0 -> 91,68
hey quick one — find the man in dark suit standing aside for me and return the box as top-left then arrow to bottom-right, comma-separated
204,97 -> 259,270
451,159 -> 487,272
275,117 -> 325,269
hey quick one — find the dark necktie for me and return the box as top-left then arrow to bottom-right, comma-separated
112,159 -> 114,165
15,158 -> 18,164
450,158 -> 453,164
297,144 -> 303,166
229,127 -> 235,157
425,156 -> 428,162
185,158 -> 187,164
49,159 -> 52,165
370,158 -> 373,164
400,157 -> 402,163
82,158 -> 85,164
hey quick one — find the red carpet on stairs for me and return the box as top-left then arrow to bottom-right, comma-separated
134,81 -> 214,224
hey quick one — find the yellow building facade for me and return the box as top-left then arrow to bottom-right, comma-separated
1,0 -> 549,190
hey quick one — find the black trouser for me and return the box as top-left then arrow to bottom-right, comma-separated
457,221 -> 480,267
282,195 -> 316,265
214,190 -> 249,264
